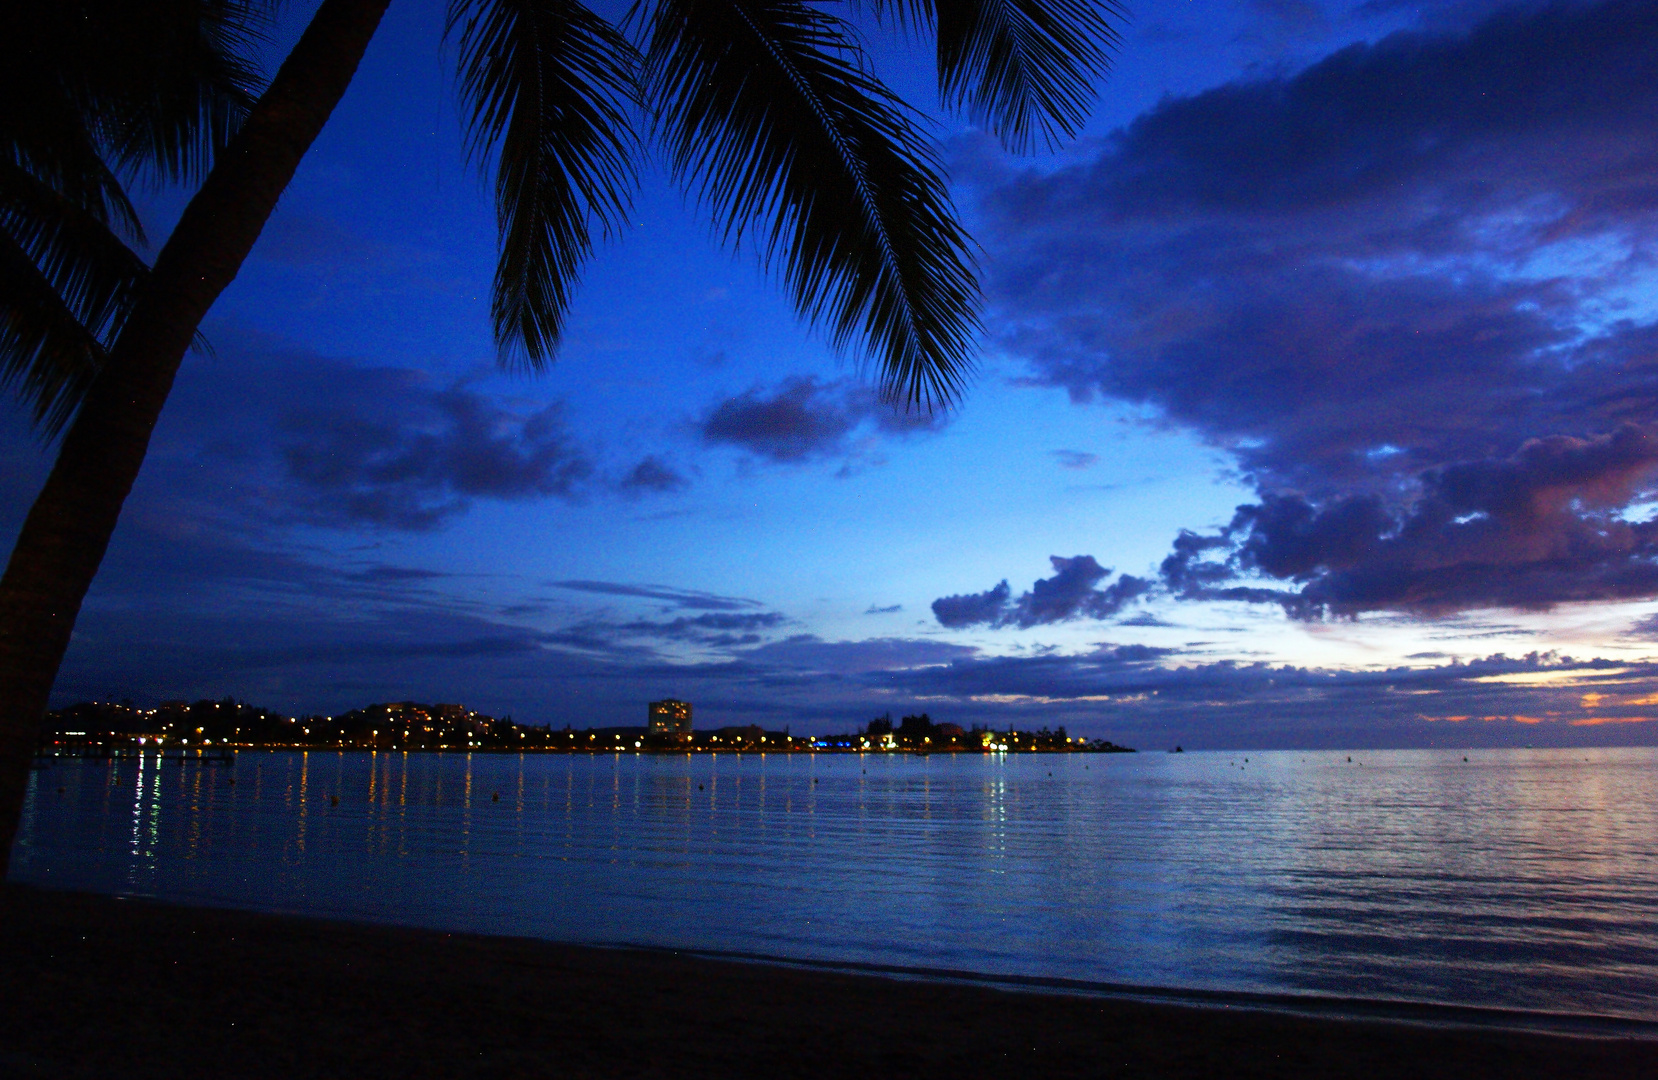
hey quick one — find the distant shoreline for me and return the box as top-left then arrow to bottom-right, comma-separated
43,698 -> 1134,755
36,742 -> 1136,757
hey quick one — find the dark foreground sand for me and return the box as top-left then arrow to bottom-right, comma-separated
2,886 -> 1652,1079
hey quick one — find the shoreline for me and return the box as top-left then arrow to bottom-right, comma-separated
3,885 -> 1652,1078
37,744 -> 1134,757
612,942 -> 1658,1041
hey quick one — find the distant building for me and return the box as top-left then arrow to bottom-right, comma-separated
648,699 -> 692,740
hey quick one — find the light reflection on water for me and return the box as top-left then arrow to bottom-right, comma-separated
12,747 -> 1658,1019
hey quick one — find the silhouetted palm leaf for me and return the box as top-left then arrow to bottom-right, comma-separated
92,0 -> 267,186
0,231 -> 110,435
450,0 -> 639,367
0,57 -> 140,241
0,169 -> 148,336
0,166 -> 147,432
0,0 -> 262,431
871,0 -> 1121,152
644,0 -> 979,410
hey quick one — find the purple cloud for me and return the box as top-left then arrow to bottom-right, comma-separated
1052,450 -> 1098,470
281,382 -> 591,530
618,612 -> 788,640
699,376 -> 946,464
619,455 -> 689,494
932,579 -> 1013,628
974,0 -> 1658,617
549,580 -> 763,611
739,635 -> 978,675
933,556 -> 1149,629
1167,425 -> 1658,616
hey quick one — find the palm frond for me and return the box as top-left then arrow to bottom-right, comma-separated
0,1 -> 265,222
0,165 -> 148,340
644,0 -> 979,410
449,0 -> 639,368
94,0 -> 270,186
0,228 -> 109,436
870,0 -> 1122,152
0,1 -> 258,434
0,163 -> 147,433
0,66 -> 142,240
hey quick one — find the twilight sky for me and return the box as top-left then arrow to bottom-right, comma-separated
8,0 -> 1658,748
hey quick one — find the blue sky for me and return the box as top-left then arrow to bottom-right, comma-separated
8,0 -> 1658,748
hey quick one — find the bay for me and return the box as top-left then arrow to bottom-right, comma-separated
12,747 -> 1658,1021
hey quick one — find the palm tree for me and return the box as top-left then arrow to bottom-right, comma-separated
0,0 -> 1121,867
0,0 -> 263,868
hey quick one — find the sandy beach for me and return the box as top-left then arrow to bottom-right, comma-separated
1,884 -> 1652,1078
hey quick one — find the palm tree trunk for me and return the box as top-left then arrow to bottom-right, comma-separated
0,0 -> 393,875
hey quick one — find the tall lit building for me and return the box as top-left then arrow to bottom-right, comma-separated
648,699 -> 692,739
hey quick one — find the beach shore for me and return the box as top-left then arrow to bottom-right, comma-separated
1,885 -> 1651,1078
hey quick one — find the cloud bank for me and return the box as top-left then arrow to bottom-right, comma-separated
971,0 -> 1658,617
281,380 -> 591,529
699,376 -> 945,465
933,556 -> 1149,628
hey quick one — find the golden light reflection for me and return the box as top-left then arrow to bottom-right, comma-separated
1472,668 -> 1632,688
296,751 -> 308,855
1571,715 -> 1658,726
1427,714 -> 1545,724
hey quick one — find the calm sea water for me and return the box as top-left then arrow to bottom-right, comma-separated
11,748 -> 1658,1020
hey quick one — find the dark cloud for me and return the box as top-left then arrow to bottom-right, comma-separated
619,455 -> 688,495
932,580 -> 1013,629
618,612 -> 788,640
1116,611 -> 1177,628
932,556 -> 1150,629
1014,556 -> 1151,627
533,611 -> 793,654
43,467 -> 1658,747
739,635 -> 979,675
53,518 -> 1658,747
975,0 -> 1658,617
1164,425 -> 1658,617
699,376 -> 945,464
281,384 -> 591,530
865,603 -> 903,615
1624,614 -> 1658,639
549,580 -> 763,611
871,648 -> 1658,748
55,607 -> 550,698
1052,450 -> 1098,470
112,335 -> 603,537
348,565 -> 449,583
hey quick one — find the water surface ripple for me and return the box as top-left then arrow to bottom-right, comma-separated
13,747 -> 1658,1020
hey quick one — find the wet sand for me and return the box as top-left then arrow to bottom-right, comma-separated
1,884 -> 1652,1078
